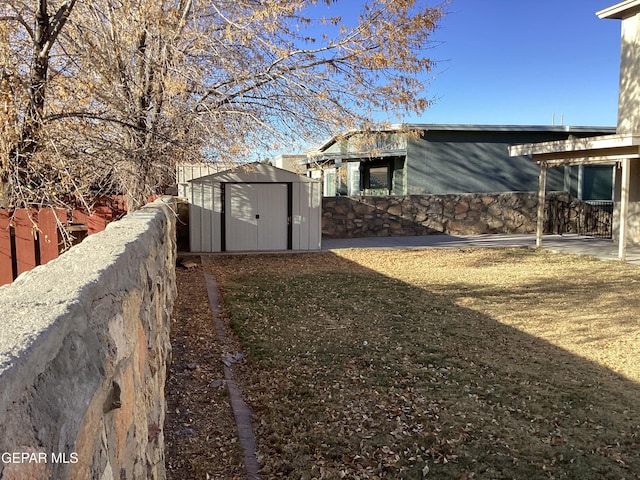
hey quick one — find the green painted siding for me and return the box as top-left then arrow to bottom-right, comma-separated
392,157 -> 405,195
314,127 -> 615,197
404,130 -> 583,194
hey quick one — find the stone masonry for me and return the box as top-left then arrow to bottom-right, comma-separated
0,197 -> 176,480
322,192 -> 610,238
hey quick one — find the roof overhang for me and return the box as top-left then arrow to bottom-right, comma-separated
305,149 -> 407,165
310,124 -> 615,161
597,0 -> 640,19
188,162 -> 318,183
509,133 -> 640,167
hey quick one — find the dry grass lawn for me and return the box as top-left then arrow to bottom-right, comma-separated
167,247 -> 640,479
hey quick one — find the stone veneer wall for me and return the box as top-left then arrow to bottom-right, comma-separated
322,192 -> 603,238
0,197 -> 176,480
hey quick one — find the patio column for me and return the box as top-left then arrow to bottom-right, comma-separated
536,163 -> 547,247
618,158 -> 630,261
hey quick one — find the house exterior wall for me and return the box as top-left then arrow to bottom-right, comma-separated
617,10 -> 640,134
392,157 -> 406,195
404,130 -> 573,195
311,126 -> 620,201
612,9 -> 640,246
613,160 -> 640,244
312,128 -> 617,198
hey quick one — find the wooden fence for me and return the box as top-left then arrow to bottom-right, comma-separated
0,196 -> 130,286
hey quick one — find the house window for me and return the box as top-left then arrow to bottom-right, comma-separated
363,162 -> 391,194
324,169 -> 336,197
583,165 -> 614,201
347,162 -> 361,195
368,166 -> 389,189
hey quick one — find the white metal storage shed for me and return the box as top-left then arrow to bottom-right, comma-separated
189,163 -> 322,252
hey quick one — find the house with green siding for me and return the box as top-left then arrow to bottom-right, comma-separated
303,124 -> 616,200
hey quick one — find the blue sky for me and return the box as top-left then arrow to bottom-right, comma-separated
407,0 -> 622,127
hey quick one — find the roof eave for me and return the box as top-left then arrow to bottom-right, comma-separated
597,0 -> 640,19
509,133 -> 640,166
304,149 -> 408,165
315,124 -> 616,153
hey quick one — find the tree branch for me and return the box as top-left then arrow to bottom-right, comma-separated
41,0 -> 77,58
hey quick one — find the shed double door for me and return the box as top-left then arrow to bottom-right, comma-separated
225,183 -> 289,251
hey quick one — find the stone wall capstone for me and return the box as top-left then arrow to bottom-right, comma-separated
0,197 -> 176,480
322,192 -> 610,238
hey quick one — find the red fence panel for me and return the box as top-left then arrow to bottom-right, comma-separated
0,195 -> 152,285
0,210 -> 12,286
37,208 -> 65,264
86,213 -> 107,234
72,209 -> 107,235
13,209 -> 37,276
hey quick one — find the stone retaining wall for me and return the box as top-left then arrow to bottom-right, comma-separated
0,197 -> 176,480
322,192 -> 605,238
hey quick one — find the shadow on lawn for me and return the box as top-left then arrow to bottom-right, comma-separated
428,268 -> 640,349
204,250 -> 640,479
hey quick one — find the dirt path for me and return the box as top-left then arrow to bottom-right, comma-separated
164,264 -> 247,480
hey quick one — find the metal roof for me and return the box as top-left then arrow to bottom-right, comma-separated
312,124 -> 617,153
189,162 -> 318,183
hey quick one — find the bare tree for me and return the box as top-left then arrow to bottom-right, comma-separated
58,0 -> 197,209
1,0 -> 444,210
188,0 -> 443,155
1,0 -> 79,207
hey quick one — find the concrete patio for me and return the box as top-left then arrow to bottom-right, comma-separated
322,234 -> 640,266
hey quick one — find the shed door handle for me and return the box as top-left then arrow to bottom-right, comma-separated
255,214 -> 260,219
